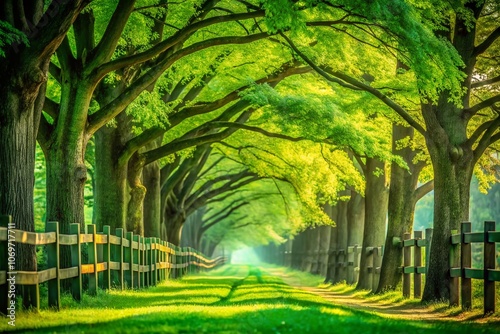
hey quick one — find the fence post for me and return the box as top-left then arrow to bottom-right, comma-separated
87,224 -> 98,296
46,221 -> 60,309
125,232 -> 133,289
403,232 -> 411,298
461,222 -> 472,310
133,234 -> 140,288
102,226 -> 111,290
373,247 -> 382,291
115,228 -> 125,290
449,229 -> 460,306
414,231 -> 422,299
353,245 -> 360,284
425,228 -> 433,273
69,223 -> 82,301
145,238 -> 150,287
141,236 -> 146,287
484,221 -> 496,314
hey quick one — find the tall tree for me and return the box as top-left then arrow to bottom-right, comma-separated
0,0 -> 89,307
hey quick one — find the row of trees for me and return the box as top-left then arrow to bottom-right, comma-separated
1,0 -> 499,306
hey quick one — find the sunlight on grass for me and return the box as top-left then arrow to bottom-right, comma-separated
2,265 -> 499,333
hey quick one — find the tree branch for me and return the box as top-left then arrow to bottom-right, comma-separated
280,32 -> 426,136
474,25 -> 500,56
414,179 -> 434,202
42,97 -> 59,119
87,32 -> 269,136
463,94 -> 500,116
471,74 -> 500,89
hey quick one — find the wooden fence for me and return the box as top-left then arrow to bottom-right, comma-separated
0,216 -> 226,313
393,228 -> 433,299
280,244 -> 383,290
450,221 -> 500,314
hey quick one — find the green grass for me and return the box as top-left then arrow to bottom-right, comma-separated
2,265 -> 499,333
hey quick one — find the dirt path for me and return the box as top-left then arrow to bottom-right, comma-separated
266,268 -> 499,324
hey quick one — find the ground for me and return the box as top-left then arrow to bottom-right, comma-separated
2,265 -> 499,333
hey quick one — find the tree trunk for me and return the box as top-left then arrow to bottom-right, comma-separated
325,204 -> 339,283
356,158 -> 389,290
347,190 -> 364,246
0,78 -> 41,308
334,197 -> 348,283
308,227 -> 321,274
94,124 -> 128,232
377,125 -> 422,292
126,153 -> 146,235
347,190 -> 364,284
317,225 -> 331,277
143,160 -> 161,237
422,133 -> 473,301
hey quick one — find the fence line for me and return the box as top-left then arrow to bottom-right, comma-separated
0,216 -> 225,313
450,221 -> 500,314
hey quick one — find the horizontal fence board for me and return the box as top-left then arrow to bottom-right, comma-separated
37,268 -> 57,284
122,238 -> 130,247
80,234 -> 93,243
59,234 -> 77,245
416,239 -> 427,247
487,269 -> 500,282
403,239 -> 416,247
96,263 -> 107,273
109,262 -> 120,270
488,231 -> 500,243
123,263 -> 130,271
109,235 -> 121,245
463,232 -> 484,243
450,268 -> 461,278
94,234 -> 107,244
450,234 -> 461,245
81,264 -> 94,274
464,268 -> 484,279
60,267 -> 78,280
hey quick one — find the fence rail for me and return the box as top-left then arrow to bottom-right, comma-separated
0,216 -> 225,313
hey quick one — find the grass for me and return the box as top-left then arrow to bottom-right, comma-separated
2,265 -> 499,333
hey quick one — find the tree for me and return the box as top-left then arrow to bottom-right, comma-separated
0,0 -> 89,308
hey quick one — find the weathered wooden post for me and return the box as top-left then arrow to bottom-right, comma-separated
46,221 -> 60,309
414,231 -> 422,299
125,231 -> 133,289
87,225 -> 98,296
424,228 -> 433,273
461,222 -> 472,310
70,223 -> 82,300
449,229 -> 460,306
102,226 -> 111,290
403,232 -> 411,298
140,236 -> 146,287
145,238 -> 151,287
484,221 -> 496,314
133,234 -> 140,288
115,228 -> 125,290
372,246 -> 382,291
366,247 -> 374,290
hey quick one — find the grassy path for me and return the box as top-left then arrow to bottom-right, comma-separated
2,265 -> 499,333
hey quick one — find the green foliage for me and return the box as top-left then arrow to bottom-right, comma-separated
0,20 -> 28,57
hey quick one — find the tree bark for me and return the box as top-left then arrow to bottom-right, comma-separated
143,138 -> 163,237
325,204 -> 339,283
356,157 -> 389,290
317,225 -> 331,277
334,197 -> 349,283
377,124 -> 423,292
